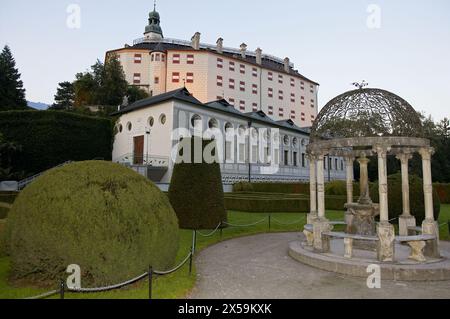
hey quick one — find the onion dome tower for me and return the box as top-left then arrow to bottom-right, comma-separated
144,2 -> 163,40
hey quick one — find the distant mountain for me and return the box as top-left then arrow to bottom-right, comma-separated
27,101 -> 49,110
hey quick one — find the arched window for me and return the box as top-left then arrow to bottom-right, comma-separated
292,137 -> 298,147
283,135 -> 289,146
127,122 -> 132,131
148,116 -> 155,127
208,118 -> 219,129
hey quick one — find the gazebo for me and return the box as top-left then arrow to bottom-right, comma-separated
302,87 -> 440,263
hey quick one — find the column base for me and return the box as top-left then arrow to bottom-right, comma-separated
344,210 -> 353,231
377,222 -> 395,262
307,212 -> 318,225
399,215 -> 416,236
422,219 -> 440,258
312,218 -> 332,253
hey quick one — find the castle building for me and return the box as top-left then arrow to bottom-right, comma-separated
106,7 -> 319,128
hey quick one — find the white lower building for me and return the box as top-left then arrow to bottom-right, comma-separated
112,88 -> 345,187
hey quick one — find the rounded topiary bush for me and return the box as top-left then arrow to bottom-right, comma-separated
370,173 -> 440,224
169,137 -> 227,230
7,161 -> 179,286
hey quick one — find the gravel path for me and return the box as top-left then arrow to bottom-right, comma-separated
188,232 -> 450,299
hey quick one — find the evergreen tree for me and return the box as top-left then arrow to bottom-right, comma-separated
0,45 -> 27,110
73,72 -> 98,107
99,54 -> 128,106
50,81 -> 75,110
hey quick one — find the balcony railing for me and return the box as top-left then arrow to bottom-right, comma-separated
115,154 -> 169,167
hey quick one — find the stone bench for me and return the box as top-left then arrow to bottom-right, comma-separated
303,221 -> 347,247
407,226 -> 422,236
323,231 -> 378,259
395,234 -> 436,262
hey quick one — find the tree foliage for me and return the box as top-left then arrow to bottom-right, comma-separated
0,46 -> 27,110
0,133 -> 22,180
50,81 -> 75,110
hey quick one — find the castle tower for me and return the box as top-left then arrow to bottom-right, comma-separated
144,4 -> 163,40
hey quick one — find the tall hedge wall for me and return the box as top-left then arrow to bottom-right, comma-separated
434,183 -> 450,204
0,110 -> 112,178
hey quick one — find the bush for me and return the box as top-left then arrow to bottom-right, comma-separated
0,110 -> 112,179
434,183 -> 450,204
6,161 -> 179,286
225,196 -> 309,213
0,219 -> 6,257
168,138 -> 227,229
370,173 -> 440,225
325,180 -> 362,197
0,192 -> 17,219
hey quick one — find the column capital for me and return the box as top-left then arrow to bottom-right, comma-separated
395,151 -> 413,164
418,147 -> 435,160
373,144 -> 391,157
357,156 -> 370,165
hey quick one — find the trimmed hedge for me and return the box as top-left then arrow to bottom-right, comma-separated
6,161 -> 179,286
0,219 -> 6,257
0,191 -> 17,219
168,137 -> 227,229
370,173 -> 440,225
0,110 -> 112,179
434,183 -> 450,204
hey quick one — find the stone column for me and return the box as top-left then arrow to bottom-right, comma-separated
357,156 -> 371,205
312,152 -> 331,252
419,147 -> 440,258
374,145 -> 395,262
396,152 -> 416,236
307,154 -> 318,224
344,155 -> 355,226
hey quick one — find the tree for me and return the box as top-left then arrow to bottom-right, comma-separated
50,81 -> 75,110
127,86 -> 149,104
73,72 -> 98,107
0,46 -> 27,110
98,54 -> 128,106
0,132 -> 22,180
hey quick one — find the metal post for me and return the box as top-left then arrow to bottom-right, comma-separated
189,248 -> 193,275
59,279 -> 65,299
448,220 -> 450,235
269,214 -> 271,231
220,222 -> 223,240
192,230 -> 197,255
148,266 -> 153,300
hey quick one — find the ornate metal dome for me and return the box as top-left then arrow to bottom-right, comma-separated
310,88 -> 423,141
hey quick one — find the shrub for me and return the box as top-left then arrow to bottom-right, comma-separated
225,196 -> 309,213
0,192 -> 17,219
0,110 -> 112,179
6,161 -> 179,286
370,173 -> 440,224
168,138 -> 227,229
325,180 -> 362,197
0,219 -> 6,257
434,183 -> 450,204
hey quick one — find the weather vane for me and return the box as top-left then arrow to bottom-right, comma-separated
352,80 -> 368,90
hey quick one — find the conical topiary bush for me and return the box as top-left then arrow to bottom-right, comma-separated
168,137 -> 227,230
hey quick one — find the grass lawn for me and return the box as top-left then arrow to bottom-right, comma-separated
0,206 -> 449,299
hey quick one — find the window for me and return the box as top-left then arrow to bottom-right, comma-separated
186,72 -> 194,83
301,112 -> 305,121
187,54 -> 194,64
118,124 -> 123,133
310,84 -> 314,93
268,106 -> 273,115
290,93 -> 295,103
217,58 -> 223,68
300,81 -> 305,90
291,110 -> 296,119
172,72 -> 180,83
268,72 -> 273,81
134,54 -> 142,64
133,73 -> 141,84
191,114 -> 202,129
155,53 -> 160,62
290,78 -> 295,87
172,54 -> 180,64
252,84 -> 258,95
217,75 -> 223,87
216,96 -> 223,100
161,54 -> 165,62
278,75 -> 283,84
229,98 -> 235,106
154,77 -> 159,84
284,150 -> 289,166
268,88 -> 273,98
302,153 -> 306,167
293,152 -> 298,166
148,117 -> 155,127
239,100 -> 245,111
229,61 -> 235,71
240,64 -> 245,74
279,107 -> 284,117
252,68 -> 258,77
160,114 -> 166,125
208,118 -> 219,129
127,122 -> 132,131
229,78 -> 235,89
301,96 -> 305,105
252,103 -> 258,111
278,90 -> 283,100
341,160 -> 344,171
335,158 -> 338,171
240,81 -> 245,92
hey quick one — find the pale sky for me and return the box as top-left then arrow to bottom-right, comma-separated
1,0 -> 449,120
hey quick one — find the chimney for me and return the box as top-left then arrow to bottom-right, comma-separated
191,32 -> 201,50
283,57 -> 290,73
240,43 -> 247,59
216,38 -> 223,54
255,47 -> 262,65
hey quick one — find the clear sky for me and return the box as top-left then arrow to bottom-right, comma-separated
1,0 -> 449,120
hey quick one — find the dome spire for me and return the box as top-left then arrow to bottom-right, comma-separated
144,1 -> 163,40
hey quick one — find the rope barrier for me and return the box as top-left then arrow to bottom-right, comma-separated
153,251 -> 192,275
67,272 -> 148,293
197,223 -> 222,237
25,289 -> 59,300
439,222 -> 449,228
388,217 -> 398,222
271,216 -> 305,226
222,217 -> 268,228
